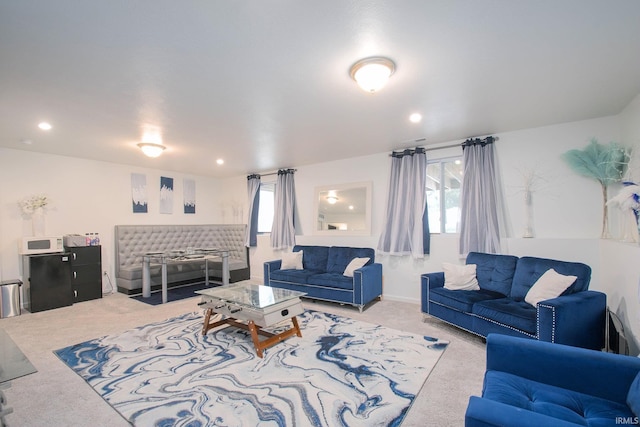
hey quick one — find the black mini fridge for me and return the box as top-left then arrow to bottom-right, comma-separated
23,253 -> 73,313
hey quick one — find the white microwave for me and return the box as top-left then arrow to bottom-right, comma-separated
19,236 -> 64,255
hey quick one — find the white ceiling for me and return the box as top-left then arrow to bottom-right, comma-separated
2,1 -> 640,178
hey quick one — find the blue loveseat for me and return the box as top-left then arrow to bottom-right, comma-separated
466,334 -> 640,426
264,245 -> 383,312
421,252 -> 606,349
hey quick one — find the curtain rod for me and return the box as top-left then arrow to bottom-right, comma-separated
248,168 -> 297,178
390,136 -> 499,155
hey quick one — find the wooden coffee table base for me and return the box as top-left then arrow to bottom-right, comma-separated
201,308 -> 302,358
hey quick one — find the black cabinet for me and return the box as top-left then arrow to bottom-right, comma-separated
24,253 -> 73,313
69,246 -> 102,303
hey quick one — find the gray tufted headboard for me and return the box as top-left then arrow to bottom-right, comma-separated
114,224 -> 249,293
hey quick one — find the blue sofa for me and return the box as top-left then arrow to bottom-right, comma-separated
466,334 -> 640,426
421,252 -> 606,349
264,245 -> 383,312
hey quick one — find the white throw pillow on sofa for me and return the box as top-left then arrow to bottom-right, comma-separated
525,268 -> 577,307
343,257 -> 370,277
443,262 -> 480,291
281,251 -> 303,270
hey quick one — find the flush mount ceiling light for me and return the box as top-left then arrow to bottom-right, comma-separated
326,196 -> 338,204
137,142 -> 166,158
326,190 -> 339,205
349,57 -> 396,93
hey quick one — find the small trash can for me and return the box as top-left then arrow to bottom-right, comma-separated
0,279 -> 22,318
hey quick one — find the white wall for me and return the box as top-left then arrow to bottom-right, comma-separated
2,103 -> 639,353
602,92 -> 640,355
497,116 -> 622,239
222,114 -> 622,303
0,149 -> 225,290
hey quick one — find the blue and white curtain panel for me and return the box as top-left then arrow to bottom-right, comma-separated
160,176 -> 174,214
131,173 -> 148,213
184,179 -> 196,214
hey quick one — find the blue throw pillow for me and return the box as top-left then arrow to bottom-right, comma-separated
628,371 -> 640,416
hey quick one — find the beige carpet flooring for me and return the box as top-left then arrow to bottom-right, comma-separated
0,284 -> 486,426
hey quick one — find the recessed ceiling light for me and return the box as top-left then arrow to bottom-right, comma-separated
38,122 -> 52,130
409,113 -> 422,123
216,159 -> 224,165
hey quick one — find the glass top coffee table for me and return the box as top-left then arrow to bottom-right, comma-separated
196,284 -> 306,358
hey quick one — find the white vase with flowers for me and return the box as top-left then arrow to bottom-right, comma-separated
18,194 -> 50,236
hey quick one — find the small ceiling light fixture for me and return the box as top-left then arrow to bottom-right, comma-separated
38,122 -> 52,130
326,196 -> 339,205
349,57 -> 396,93
409,113 -> 422,123
216,158 -> 224,165
138,125 -> 166,157
137,142 -> 166,158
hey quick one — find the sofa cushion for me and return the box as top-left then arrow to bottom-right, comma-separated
443,262 -> 479,291
524,269 -> 577,307
281,251 -> 303,270
343,257 -> 370,277
269,269 -> 318,284
511,257 -> 591,302
206,259 -> 247,272
466,252 -> 518,296
118,265 -> 161,281
307,273 -> 354,290
472,299 -> 537,335
483,370 -> 633,426
326,247 -> 375,274
429,287 -> 505,313
293,245 -> 329,272
118,258 -> 246,281
628,372 -> 640,416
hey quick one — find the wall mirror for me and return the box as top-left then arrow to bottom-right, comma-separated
314,181 -> 372,235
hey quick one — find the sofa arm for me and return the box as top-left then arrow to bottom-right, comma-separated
465,396 -> 578,427
421,272 -> 444,313
263,260 -> 282,286
485,334 -> 640,404
421,272 -> 445,289
537,290 -> 606,350
353,263 -> 383,306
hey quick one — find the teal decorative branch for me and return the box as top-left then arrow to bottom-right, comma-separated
562,138 -> 630,238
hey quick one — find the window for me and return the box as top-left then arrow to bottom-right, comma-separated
426,157 -> 463,233
257,182 -> 275,233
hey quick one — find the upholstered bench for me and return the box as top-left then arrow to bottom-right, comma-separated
114,224 -> 250,294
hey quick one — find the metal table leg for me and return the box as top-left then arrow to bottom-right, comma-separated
161,257 -> 168,304
222,251 -> 229,286
142,256 -> 151,298
205,257 -> 210,286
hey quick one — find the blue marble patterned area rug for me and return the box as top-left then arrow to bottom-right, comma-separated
54,310 -> 448,427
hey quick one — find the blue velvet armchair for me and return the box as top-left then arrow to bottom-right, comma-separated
465,334 -> 640,426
